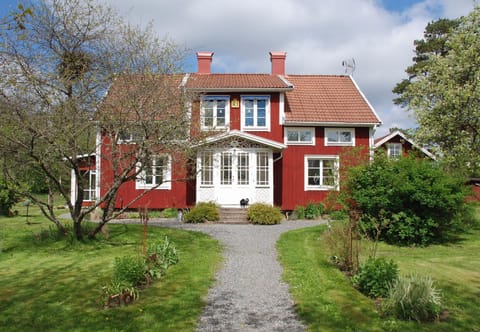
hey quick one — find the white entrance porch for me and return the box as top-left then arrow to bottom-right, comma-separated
195,130 -> 286,208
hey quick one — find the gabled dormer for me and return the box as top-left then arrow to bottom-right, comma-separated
182,52 -> 293,136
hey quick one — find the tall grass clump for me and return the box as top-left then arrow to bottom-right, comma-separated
382,274 -> 442,322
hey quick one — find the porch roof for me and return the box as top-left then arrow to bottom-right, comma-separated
196,130 -> 286,151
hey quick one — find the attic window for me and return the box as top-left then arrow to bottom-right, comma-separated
387,143 -> 402,159
325,128 -> 355,146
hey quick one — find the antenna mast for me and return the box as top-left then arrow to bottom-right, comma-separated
342,58 -> 356,75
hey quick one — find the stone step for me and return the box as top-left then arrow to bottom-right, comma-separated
219,208 -> 249,224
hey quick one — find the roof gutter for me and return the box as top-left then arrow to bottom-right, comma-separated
186,87 -> 294,93
284,121 -> 382,127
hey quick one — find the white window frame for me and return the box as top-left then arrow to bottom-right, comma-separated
256,151 -> 270,187
240,95 -> 271,131
284,127 -> 315,145
304,155 -> 339,191
387,143 -> 402,159
199,151 -> 214,187
81,170 -> 96,201
201,96 -> 230,130
324,128 -> 355,146
136,155 -> 171,190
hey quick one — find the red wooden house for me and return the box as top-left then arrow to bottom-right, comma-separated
72,52 -> 382,210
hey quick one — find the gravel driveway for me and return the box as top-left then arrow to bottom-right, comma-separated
159,220 -> 325,332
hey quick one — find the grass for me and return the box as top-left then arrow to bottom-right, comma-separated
0,201 -> 222,332
277,207 -> 480,332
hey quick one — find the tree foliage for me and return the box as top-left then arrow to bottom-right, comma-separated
0,0 -> 193,239
395,8 -> 480,176
393,18 -> 460,106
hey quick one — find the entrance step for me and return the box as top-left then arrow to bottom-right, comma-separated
219,208 -> 249,224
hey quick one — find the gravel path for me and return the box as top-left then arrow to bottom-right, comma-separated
156,219 -> 326,332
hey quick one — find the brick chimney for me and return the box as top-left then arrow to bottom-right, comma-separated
197,52 -> 214,74
270,51 -> 287,76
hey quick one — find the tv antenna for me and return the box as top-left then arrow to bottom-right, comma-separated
342,58 -> 356,75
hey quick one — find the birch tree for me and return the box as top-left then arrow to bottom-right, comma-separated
0,0 -> 195,239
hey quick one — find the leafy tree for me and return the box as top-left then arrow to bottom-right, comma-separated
0,0 -> 195,239
396,8 -> 480,176
393,18 -> 460,106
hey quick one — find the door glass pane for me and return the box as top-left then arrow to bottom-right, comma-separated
221,152 -> 232,185
237,152 -> 249,185
256,152 -> 269,186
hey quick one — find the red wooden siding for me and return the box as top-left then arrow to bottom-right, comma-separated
280,127 -> 371,210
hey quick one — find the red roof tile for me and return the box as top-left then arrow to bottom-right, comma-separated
185,74 -> 292,90
284,75 -> 381,125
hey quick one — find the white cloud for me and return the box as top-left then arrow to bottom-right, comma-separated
105,0 -> 474,137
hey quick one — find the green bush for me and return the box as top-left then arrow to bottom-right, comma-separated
352,257 -> 399,298
382,274 -> 442,322
247,203 -> 283,225
328,209 -> 348,221
112,255 -> 147,287
183,202 -> 219,223
147,235 -> 179,272
305,202 -> 324,219
294,205 -> 305,219
0,178 -> 18,216
162,208 -> 178,218
347,155 -> 471,245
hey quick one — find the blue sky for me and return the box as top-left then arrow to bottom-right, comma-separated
0,0 -> 476,135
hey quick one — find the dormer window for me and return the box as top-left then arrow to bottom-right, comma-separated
241,96 -> 270,131
201,96 -> 230,130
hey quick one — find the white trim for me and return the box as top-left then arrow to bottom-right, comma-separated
240,95 -> 271,132
304,155 -> 340,191
279,92 -> 285,125
324,128 -> 355,146
197,129 -> 286,151
284,127 -> 315,145
95,128 -> 101,202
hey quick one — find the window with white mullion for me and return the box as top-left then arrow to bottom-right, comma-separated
305,156 -> 339,190
387,143 -> 402,159
325,128 -> 355,146
201,96 -> 229,130
200,151 -> 214,186
136,155 -> 171,190
256,152 -> 269,186
285,127 -> 315,145
241,96 -> 270,131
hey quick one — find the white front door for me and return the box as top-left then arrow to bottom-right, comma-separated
196,148 -> 273,207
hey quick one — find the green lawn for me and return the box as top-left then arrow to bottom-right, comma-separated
277,209 -> 480,332
0,204 -> 222,332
